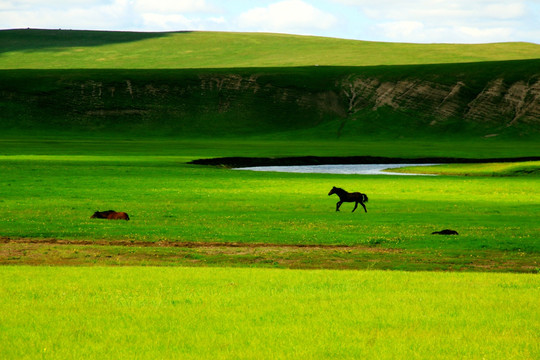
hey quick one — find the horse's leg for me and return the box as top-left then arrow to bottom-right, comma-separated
352,202 -> 358,212
336,201 -> 343,211
360,202 -> 367,213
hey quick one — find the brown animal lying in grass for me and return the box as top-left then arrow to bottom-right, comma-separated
91,210 -> 130,221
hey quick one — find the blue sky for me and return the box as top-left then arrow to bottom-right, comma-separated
1,0 -> 539,43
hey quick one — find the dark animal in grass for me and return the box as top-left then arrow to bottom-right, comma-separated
91,210 -> 130,221
432,229 -> 458,235
328,186 -> 368,213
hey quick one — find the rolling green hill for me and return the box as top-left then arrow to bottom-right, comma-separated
1,29 -> 539,141
2,29 -> 539,69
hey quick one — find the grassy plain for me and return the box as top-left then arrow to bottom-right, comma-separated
1,266 -> 538,360
0,140 -> 538,271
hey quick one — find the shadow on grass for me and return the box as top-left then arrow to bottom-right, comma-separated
0,28 -> 185,54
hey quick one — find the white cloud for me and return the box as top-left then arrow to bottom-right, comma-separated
134,0 -> 216,14
0,0 -> 100,8
237,0 -> 337,34
141,13 -> 193,30
376,21 -> 518,43
140,13 -> 226,31
376,21 -> 425,41
0,0 -> 223,31
0,0 -> 537,43
1,0 -> 132,30
483,3 -> 526,19
134,0 -> 221,30
345,0 -> 527,22
333,0 -> 534,42
457,26 -> 514,41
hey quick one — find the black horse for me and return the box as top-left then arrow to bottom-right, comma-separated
432,229 -> 458,235
328,186 -> 368,213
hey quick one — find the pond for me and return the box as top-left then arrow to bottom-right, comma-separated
233,164 -> 439,175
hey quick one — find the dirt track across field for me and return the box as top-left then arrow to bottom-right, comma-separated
0,237 -> 397,251
1,237 -> 537,273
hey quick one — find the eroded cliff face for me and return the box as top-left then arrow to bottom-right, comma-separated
338,75 -> 540,131
2,66 -> 539,137
466,78 -> 540,126
73,73 -> 540,129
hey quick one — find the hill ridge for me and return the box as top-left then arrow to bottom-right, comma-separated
1,29 -> 539,69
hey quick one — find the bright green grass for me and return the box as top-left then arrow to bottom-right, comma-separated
1,29 -> 539,69
387,161 -> 540,176
0,266 -> 538,359
1,154 -> 538,252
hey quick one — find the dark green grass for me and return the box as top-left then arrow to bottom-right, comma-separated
2,59 -> 540,139
1,137 -> 539,158
2,59 -> 540,141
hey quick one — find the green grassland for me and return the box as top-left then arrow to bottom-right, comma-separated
0,29 -> 538,268
1,267 -> 538,360
2,29 -> 539,69
386,161 -> 540,176
1,29 -> 539,359
2,30 -> 537,263
0,150 -> 538,272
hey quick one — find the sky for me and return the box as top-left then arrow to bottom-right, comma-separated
1,0 -> 539,44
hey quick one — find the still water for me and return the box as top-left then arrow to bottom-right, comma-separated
234,164 -> 439,175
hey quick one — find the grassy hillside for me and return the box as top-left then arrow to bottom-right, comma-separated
1,29 -> 539,69
1,62 -> 539,140
1,29 -> 539,143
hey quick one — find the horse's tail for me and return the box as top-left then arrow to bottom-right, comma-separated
362,193 -> 368,202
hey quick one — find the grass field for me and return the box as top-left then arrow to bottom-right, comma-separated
386,161 -> 540,176
1,29 -> 539,359
0,140 -> 538,272
1,266 -> 538,359
2,29 -> 539,69
1,127 -> 539,360
0,152 -> 538,250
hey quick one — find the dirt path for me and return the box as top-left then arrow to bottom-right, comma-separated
0,236 -> 396,251
1,236 -> 537,273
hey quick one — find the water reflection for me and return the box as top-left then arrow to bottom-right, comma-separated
234,164 -> 439,175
